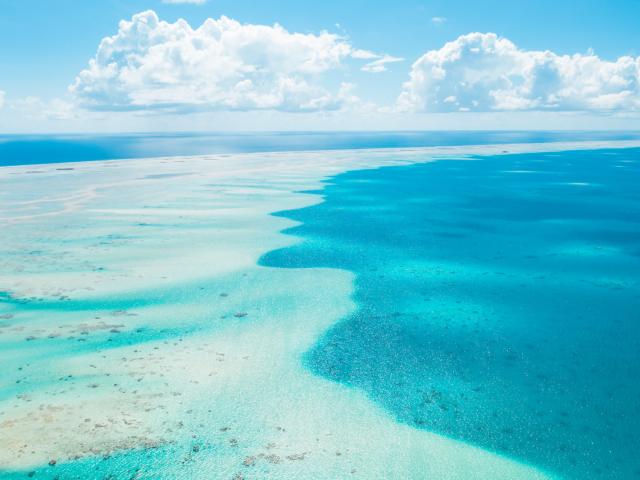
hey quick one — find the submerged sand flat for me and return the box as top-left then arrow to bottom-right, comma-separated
1,141 -> 638,479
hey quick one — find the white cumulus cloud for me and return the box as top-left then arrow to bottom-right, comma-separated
71,10 -> 388,112
398,32 -> 640,113
0,90 -> 5,109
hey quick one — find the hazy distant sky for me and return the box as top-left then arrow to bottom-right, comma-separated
1,0 -> 639,132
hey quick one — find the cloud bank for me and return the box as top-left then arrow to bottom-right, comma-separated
69,16 -> 639,117
70,11 -> 390,113
12,96 -> 76,120
0,90 -> 5,109
398,32 -> 640,113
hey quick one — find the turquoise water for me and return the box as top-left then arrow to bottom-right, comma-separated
2,131 -> 640,166
261,148 -> 640,479
2,143 -> 639,479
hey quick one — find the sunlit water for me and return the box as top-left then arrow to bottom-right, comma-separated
262,148 -> 640,479
2,131 -> 640,166
1,139 -> 639,479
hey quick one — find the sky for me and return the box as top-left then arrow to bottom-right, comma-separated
1,0 -> 639,132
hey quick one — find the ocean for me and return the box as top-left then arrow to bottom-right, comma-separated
2,131 -> 640,166
0,134 -> 639,479
262,147 -> 640,479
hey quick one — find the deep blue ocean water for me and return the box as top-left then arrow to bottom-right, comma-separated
261,148 -> 640,479
2,131 -> 640,166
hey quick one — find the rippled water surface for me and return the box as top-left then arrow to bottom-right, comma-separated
262,148 -> 640,479
2,141 -> 639,480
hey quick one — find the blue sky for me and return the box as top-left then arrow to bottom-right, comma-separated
1,0 -> 639,132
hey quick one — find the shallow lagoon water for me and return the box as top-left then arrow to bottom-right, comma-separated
0,140 -> 639,479
262,148 -> 640,479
